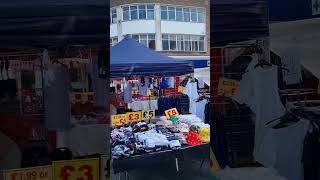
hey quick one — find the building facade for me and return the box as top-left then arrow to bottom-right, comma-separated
110,0 -> 210,68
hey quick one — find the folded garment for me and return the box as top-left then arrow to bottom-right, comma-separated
175,133 -> 187,145
170,140 -> 181,150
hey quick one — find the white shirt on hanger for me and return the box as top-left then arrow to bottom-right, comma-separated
195,99 -> 208,122
232,65 -> 286,161
183,80 -> 199,115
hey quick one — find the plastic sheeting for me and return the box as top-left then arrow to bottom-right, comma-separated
0,0 -> 107,47
110,37 -> 194,77
211,0 -> 269,46
270,18 -> 320,80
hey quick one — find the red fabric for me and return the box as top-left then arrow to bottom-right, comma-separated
186,131 -> 202,146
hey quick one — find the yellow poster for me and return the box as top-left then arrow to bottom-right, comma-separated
217,78 -> 240,97
3,165 -> 52,180
52,158 -> 99,180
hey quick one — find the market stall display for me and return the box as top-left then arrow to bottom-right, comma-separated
110,37 -> 210,175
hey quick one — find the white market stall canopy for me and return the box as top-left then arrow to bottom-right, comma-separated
270,18 -> 320,79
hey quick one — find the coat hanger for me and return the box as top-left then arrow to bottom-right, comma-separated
254,58 -> 272,68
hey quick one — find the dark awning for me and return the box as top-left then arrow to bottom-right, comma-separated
211,0 -> 269,46
0,0 -> 107,48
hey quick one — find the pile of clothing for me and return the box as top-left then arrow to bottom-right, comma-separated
111,114 -> 210,159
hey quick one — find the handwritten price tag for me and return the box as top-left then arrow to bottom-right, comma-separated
164,108 -> 179,119
53,158 -> 99,180
217,78 -> 239,97
3,165 -> 52,180
126,112 -> 142,123
111,114 -> 127,126
142,110 -> 155,120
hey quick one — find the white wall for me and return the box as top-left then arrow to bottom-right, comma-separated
110,24 -> 118,38
122,20 -> 156,35
161,21 -> 205,35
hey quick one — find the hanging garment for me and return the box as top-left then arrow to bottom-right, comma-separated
232,66 -> 286,161
44,65 -> 71,131
256,119 -> 309,180
139,77 -> 149,95
195,99 -> 208,122
166,77 -> 175,88
183,81 -> 199,114
123,82 -> 132,103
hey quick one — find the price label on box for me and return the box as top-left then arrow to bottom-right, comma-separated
52,158 -> 99,180
111,114 -> 127,126
141,110 -> 155,120
126,112 -> 142,122
3,165 -> 52,180
164,108 -> 179,119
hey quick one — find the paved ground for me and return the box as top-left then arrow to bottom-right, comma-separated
111,159 -> 211,180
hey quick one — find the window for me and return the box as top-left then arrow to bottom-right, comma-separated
129,34 -> 156,49
176,8 -> 183,21
138,5 -> 146,19
190,8 -> 197,22
123,4 -> 155,21
160,5 -> 205,23
147,5 -> 155,19
162,34 -> 205,52
161,6 -> 168,20
183,8 -> 190,22
197,8 -> 205,23
130,5 -> 138,20
168,7 -> 176,20
123,6 -> 130,21
162,34 -> 169,50
111,9 -> 117,24
110,37 -> 118,46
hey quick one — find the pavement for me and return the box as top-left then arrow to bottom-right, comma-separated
110,159 -> 211,180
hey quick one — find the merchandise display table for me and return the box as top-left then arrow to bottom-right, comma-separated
112,143 -> 210,173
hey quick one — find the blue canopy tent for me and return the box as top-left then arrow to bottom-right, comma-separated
0,0 -> 107,47
110,37 -> 194,77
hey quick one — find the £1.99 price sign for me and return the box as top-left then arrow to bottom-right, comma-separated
126,112 -> 142,122
111,114 -> 127,126
164,108 -> 179,119
142,110 -> 155,120
3,165 -> 52,180
53,158 -> 99,180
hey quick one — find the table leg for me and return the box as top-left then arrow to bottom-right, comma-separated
175,158 -> 179,172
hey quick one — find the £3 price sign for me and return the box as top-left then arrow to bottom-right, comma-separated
164,108 -> 179,119
53,158 -> 99,180
111,114 -> 127,126
3,165 -> 52,180
142,110 -> 155,120
126,112 -> 142,123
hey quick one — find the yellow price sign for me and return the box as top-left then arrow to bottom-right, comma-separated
100,155 -> 110,180
126,112 -> 142,122
142,110 -> 155,120
3,165 -> 52,180
111,114 -> 127,126
217,78 -> 239,97
52,158 -> 99,180
164,108 -> 179,119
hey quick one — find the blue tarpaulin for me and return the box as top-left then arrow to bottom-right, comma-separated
0,0 -> 107,47
110,37 -> 194,77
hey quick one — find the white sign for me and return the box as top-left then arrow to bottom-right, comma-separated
280,47 -> 302,85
